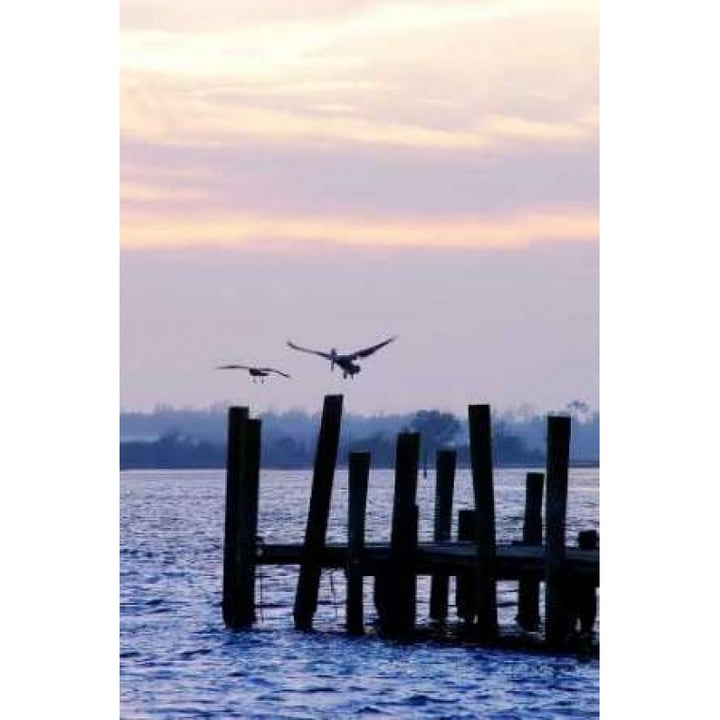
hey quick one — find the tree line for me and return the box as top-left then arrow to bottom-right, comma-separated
120,409 -> 585,470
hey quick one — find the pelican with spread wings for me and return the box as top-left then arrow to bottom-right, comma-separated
286,336 -> 397,378
216,364 -> 291,383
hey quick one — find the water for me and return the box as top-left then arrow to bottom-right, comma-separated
121,468 -> 599,719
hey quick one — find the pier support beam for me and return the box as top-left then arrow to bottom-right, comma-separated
545,415 -> 571,649
346,451 -> 370,636
293,395 -> 344,631
468,404 -> 498,643
517,472 -> 544,631
222,410 -> 262,629
429,449 -> 456,621
382,432 -> 420,638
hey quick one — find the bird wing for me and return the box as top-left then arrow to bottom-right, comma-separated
286,341 -> 333,360
260,367 -> 291,379
348,335 -> 398,360
216,364 -> 252,370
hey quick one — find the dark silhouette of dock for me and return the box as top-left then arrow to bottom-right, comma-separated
222,395 -> 599,651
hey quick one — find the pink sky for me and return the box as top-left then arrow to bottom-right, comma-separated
120,1 -> 598,412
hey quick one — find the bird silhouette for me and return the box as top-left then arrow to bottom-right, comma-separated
286,336 -> 397,378
216,364 -> 291,383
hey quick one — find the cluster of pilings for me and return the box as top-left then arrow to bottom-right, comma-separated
222,395 -> 598,651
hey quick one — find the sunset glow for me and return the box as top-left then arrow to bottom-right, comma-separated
121,208 -> 598,250
120,0 -> 598,250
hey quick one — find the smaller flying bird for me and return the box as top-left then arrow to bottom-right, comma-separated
216,364 -> 291,383
286,335 -> 397,379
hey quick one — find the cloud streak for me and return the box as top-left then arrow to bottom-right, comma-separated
121,207 -> 597,249
120,0 -> 598,250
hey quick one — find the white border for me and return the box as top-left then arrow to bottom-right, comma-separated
602,0 -> 720,715
1,2 -> 118,716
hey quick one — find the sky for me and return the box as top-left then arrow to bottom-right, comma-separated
120,0 -> 598,414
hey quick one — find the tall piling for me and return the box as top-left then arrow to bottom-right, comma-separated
383,432 -> 420,637
222,406 -> 248,628
293,395 -> 344,631
429,449 -> 456,621
544,415 -> 571,648
468,404 -> 498,643
222,411 -> 262,629
346,451 -> 371,636
517,472 -> 544,630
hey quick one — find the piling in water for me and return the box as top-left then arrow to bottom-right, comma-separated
429,449 -> 456,621
222,406 -> 249,628
346,451 -> 370,636
223,412 -> 261,629
517,471 -> 544,631
293,394 -> 344,631
383,432 -> 420,637
544,415 -> 571,649
468,404 -> 498,643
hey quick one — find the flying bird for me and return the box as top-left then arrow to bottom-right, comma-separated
286,336 -> 397,379
216,364 -> 291,383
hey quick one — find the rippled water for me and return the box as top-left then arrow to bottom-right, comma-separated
121,468 -> 599,719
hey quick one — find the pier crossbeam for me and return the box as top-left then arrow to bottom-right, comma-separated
256,541 -> 598,583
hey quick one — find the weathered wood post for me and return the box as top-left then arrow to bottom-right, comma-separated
383,432 -> 420,637
223,411 -> 262,629
545,415 -> 571,649
293,395 -> 344,631
222,406 -> 248,628
429,449 -> 456,621
517,471 -> 544,630
468,404 -> 498,643
238,419 -> 262,625
346,451 -> 370,636
455,509 -> 477,623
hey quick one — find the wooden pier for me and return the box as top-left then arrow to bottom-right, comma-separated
222,394 -> 599,650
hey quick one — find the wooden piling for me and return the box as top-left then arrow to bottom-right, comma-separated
383,432 -> 420,637
346,451 -> 370,636
455,509 -> 477,623
223,412 -> 262,629
238,420 -> 262,625
468,404 -> 498,642
544,415 -> 571,648
429,449 -> 456,621
222,406 -> 248,628
293,395 -> 344,631
517,472 -> 544,630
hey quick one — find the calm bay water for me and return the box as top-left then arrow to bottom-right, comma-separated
121,468 -> 599,719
